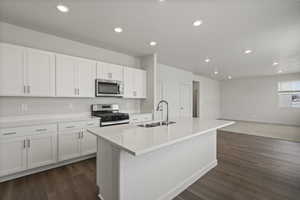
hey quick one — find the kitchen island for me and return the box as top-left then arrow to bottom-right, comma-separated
88,118 -> 234,200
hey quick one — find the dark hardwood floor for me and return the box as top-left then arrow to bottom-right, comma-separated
1,131 -> 300,200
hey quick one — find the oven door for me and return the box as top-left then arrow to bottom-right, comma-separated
96,79 -> 123,97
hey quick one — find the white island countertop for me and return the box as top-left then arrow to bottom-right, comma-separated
88,118 -> 234,156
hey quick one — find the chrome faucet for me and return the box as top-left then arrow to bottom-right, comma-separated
156,100 -> 169,125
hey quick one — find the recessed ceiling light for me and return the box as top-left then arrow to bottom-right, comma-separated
205,58 -> 210,63
57,4 -> 69,13
158,0 -> 166,2
114,27 -> 123,33
273,62 -> 279,66
244,50 -> 252,54
193,20 -> 203,27
228,75 -> 232,80
278,69 -> 283,73
149,41 -> 157,46
214,71 -> 219,75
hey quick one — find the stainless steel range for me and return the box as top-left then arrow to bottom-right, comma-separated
91,104 -> 129,127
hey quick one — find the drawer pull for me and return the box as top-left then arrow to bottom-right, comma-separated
3,132 -> 17,136
35,128 -> 47,132
87,123 -> 94,125
66,126 -> 75,128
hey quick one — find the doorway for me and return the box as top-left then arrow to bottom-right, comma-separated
193,81 -> 200,118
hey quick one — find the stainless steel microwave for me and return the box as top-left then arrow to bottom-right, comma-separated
95,79 -> 124,97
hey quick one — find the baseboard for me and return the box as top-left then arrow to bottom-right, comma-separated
0,154 -> 96,183
158,160 -> 218,200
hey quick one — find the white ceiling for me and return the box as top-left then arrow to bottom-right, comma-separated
1,0 -> 300,79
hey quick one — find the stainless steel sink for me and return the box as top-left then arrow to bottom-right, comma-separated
137,121 -> 176,128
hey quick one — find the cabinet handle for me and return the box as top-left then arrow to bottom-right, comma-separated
78,131 -> 81,139
27,85 -> 31,94
3,132 -> 17,136
35,128 -> 47,132
23,140 -> 26,149
81,131 -> 84,139
66,125 -> 75,128
27,139 -> 31,148
23,85 -> 27,94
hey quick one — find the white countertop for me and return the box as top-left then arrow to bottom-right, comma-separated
88,118 -> 234,156
0,114 -> 100,129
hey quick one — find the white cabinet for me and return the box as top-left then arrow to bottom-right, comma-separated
58,120 -> 99,161
81,130 -> 97,156
0,137 -> 27,176
124,67 -> 147,99
0,43 -> 25,96
77,58 -> 96,97
97,61 -> 123,81
0,124 -> 57,177
56,54 -> 96,97
0,43 -> 55,97
58,131 -> 82,161
25,48 -> 55,96
27,133 -> 57,169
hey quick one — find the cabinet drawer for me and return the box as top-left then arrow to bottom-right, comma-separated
59,121 -> 86,132
86,120 -> 100,128
26,124 -> 57,134
0,124 -> 57,139
0,127 -> 24,138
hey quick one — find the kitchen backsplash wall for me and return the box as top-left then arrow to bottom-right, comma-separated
0,97 -> 141,118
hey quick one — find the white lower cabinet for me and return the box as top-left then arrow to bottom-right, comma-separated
27,133 -> 57,169
0,124 -> 57,177
58,131 -> 82,161
81,130 -> 97,156
0,137 -> 27,177
58,120 -> 99,161
0,119 -> 99,178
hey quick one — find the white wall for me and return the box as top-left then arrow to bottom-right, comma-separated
156,64 -> 221,120
193,75 -> 221,120
0,22 -> 141,118
220,73 -> 300,126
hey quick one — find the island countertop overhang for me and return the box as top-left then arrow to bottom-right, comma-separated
88,118 -> 235,156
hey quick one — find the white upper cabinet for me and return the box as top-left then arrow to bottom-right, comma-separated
0,43 -> 25,96
77,58 -> 96,97
56,54 -> 96,98
97,61 -> 123,81
25,48 -> 55,96
0,43 -> 55,97
56,54 -> 77,97
124,67 -> 147,99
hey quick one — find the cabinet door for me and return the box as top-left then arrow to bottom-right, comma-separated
27,133 -> 57,169
97,62 -> 123,81
58,131 -> 81,161
81,130 -> 97,156
0,137 -> 27,176
123,67 -> 134,98
0,43 -> 25,96
56,54 -> 76,97
179,84 -> 192,118
76,58 -> 96,97
110,64 -> 123,81
26,48 -> 55,96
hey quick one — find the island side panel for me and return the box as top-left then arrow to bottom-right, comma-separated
119,130 -> 217,200
97,137 -> 120,200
